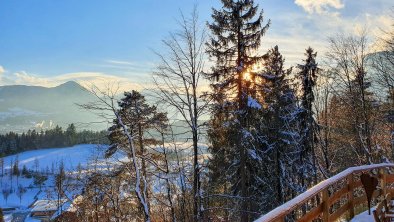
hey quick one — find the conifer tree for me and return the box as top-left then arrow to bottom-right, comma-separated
297,47 -> 319,188
206,0 -> 269,221
107,90 -> 167,221
206,87 -> 232,218
22,165 -> 29,177
12,157 -> 19,176
65,123 -> 77,146
257,46 -> 303,211
0,157 -> 3,177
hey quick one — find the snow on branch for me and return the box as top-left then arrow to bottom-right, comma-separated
247,96 -> 262,109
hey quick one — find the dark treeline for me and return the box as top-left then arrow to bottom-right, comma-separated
0,123 -> 108,156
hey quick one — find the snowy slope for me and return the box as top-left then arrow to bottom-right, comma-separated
0,144 -> 109,209
0,143 -> 208,213
2,144 -> 108,172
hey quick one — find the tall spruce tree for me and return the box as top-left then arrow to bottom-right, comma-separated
297,47 -> 319,188
258,46 -> 303,212
206,0 -> 269,221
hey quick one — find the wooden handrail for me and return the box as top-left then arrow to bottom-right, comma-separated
255,163 -> 394,222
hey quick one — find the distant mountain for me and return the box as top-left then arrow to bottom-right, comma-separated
0,81 -> 109,133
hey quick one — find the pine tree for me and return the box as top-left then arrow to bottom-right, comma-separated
206,0 -> 269,221
13,156 -> 20,187
0,157 -> 3,177
257,46 -> 303,211
22,165 -> 29,177
107,90 -> 167,221
108,90 -> 166,160
65,123 -> 77,146
297,47 -> 319,189
206,87 -> 233,219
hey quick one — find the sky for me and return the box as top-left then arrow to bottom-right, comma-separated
0,0 -> 392,91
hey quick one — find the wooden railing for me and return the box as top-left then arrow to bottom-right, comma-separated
255,163 -> 394,222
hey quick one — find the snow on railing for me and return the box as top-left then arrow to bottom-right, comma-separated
255,163 -> 394,222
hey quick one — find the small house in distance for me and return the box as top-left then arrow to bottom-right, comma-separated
30,199 -> 68,221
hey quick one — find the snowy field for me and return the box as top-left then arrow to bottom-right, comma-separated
0,143 -> 208,206
2,144 -> 109,172
0,143 -> 208,221
0,144 -> 108,208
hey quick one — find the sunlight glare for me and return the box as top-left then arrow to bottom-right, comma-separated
243,72 -> 251,81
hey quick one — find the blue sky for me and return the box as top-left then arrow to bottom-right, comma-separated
0,0 -> 392,90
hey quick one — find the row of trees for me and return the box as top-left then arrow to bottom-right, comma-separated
314,32 -> 394,174
0,124 -> 108,156
205,1 -> 320,219
61,1 -> 394,222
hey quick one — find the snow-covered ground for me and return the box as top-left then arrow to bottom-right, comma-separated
4,214 -> 13,222
2,144 -> 108,172
350,209 -> 374,222
0,144 -> 108,209
0,143 -> 208,221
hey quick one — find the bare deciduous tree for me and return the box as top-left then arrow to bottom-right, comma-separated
16,184 -> 26,204
372,18 -> 394,157
2,185 -> 10,205
314,73 -> 335,177
152,7 -> 209,221
324,31 -> 376,164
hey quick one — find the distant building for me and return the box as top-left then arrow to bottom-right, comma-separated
29,199 -> 68,222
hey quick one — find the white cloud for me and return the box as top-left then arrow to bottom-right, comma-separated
265,1 -> 393,66
1,71 -> 146,92
261,34 -> 328,66
100,59 -> 155,74
105,60 -> 136,66
56,72 -> 146,92
367,14 -> 392,36
295,0 -> 344,14
13,71 -> 51,86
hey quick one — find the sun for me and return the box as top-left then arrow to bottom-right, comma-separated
243,64 -> 261,81
243,72 -> 251,81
